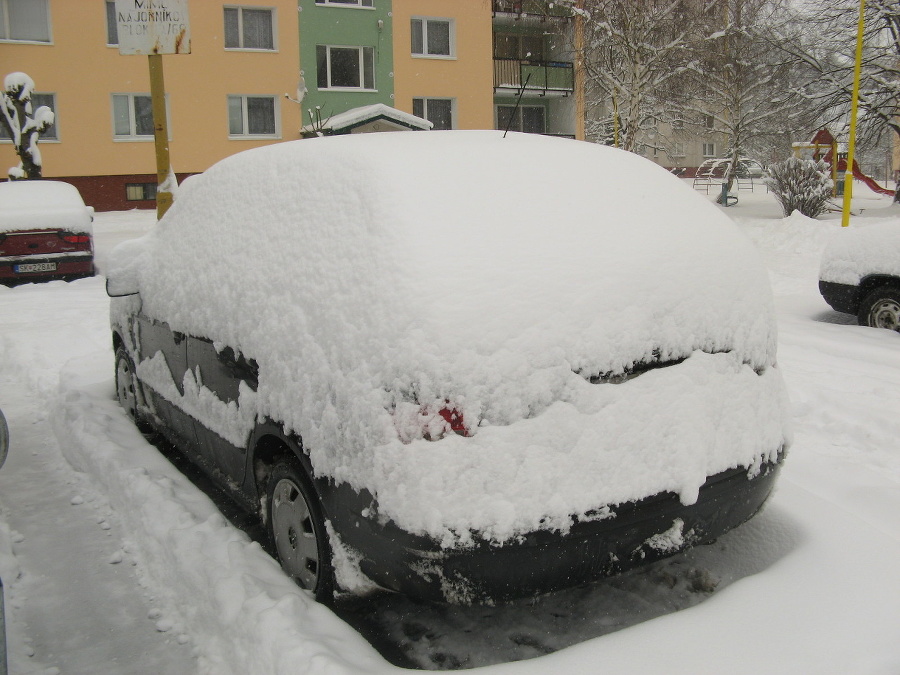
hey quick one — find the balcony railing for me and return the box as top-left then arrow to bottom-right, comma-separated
494,58 -> 574,93
492,0 -> 573,19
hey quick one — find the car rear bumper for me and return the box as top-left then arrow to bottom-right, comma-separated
819,279 -> 859,315
331,452 -> 785,604
0,254 -> 94,283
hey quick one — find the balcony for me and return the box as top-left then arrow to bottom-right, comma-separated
492,0 -> 573,19
494,58 -> 574,95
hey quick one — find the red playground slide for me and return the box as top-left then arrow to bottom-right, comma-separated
832,154 -> 894,196
851,163 -> 894,196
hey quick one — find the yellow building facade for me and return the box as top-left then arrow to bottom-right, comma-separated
2,0 -> 302,209
391,0 -> 494,131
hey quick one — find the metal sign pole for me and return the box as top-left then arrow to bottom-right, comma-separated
148,54 -> 173,219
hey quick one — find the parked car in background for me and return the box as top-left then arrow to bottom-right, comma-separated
0,180 -> 95,285
736,158 -> 765,179
819,221 -> 900,332
107,131 -> 790,605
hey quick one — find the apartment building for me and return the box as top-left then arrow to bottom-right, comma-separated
1,0 -> 303,210
2,0 -> 583,211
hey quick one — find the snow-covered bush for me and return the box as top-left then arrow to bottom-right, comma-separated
1,71 -> 55,180
765,157 -> 833,219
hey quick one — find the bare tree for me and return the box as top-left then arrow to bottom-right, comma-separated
777,0 -> 900,200
691,0 -> 812,198
567,0 -> 703,152
1,72 -> 55,180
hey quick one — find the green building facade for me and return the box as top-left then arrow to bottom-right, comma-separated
298,0 -> 395,130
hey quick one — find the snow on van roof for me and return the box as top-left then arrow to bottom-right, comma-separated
111,131 -> 789,544
0,180 -> 93,234
819,217 -> 900,285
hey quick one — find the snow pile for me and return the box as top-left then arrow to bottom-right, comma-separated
109,131 -> 790,544
0,180 -> 93,234
819,217 -> 900,285
50,357 -> 386,675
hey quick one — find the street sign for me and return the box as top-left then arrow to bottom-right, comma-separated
114,0 -> 191,55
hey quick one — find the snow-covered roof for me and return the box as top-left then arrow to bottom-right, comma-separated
109,131 -> 788,544
0,180 -> 93,234
301,103 -> 432,135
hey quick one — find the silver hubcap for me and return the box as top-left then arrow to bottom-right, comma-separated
869,298 -> 900,331
116,358 -> 137,418
271,478 -> 320,590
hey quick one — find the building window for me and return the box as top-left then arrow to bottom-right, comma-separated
672,142 -> 685,157
315,0 -> 374,6
228,95 -> 278,137
496,105 -> 545,134
494,32 -> 544,61
413,98 -> 454,130
316,45 -> 375,90
0,0 -> 51,42
105,0 -> 117,44
224,6 -> 275,51
112,93 -> 156,139
0,92 -> 56,141
672,112 -> 684,130
702,142 -> 716,157
704,114 -> 715,130
411,17 -> 454,58
126,183 -> 157,201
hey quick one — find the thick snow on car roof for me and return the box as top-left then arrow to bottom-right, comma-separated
0,179 -> 93,234
820,218 -> 900,285
112,131 -> 789,544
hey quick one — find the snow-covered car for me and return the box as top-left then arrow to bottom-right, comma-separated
107,131 -> 790,604
819,221 -> 900,332
736,158 -> 765,179
0,180 -> 95,285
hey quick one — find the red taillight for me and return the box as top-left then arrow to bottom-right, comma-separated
437,406 -> 469,437
60,233 -> 91,243
392,399 -> 471,443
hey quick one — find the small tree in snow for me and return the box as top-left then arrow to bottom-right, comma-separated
765,157 -> 833,219
1,72 -> 55,180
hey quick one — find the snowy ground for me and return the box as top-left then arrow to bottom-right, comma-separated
0,180 -> 898,674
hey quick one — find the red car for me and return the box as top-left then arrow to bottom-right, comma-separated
0,180 -> 95,285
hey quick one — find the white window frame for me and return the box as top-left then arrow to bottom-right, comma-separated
0,92 -> 57,142
315,0 -> 374,7
227,94 -> 280,139
702,142 -> 716,158
671,112 -> 684,130
316,45 -> 376,91
412,97 -> 455,130
0,0 -> 51,43
411,16 -> 455,59
223,5 -> 277,51
111,93 -> 169,142
672,142 -> 685,157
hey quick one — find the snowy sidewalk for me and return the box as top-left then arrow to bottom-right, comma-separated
0,372 -> 197,675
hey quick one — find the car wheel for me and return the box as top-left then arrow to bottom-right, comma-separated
114,346 -> 156,437
266,460 -> 334,602
858,286 -> 900,332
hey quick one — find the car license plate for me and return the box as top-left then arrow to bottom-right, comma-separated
14,262 -> 57,274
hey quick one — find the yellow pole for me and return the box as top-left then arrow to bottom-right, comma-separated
612,90 -> 619,148
149,54 -> 174,220
574,0 -> 586,141
842,0 -> 866,228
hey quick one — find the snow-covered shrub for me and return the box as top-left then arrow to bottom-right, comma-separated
1,71 -> 55,180
765,157 -> 833,219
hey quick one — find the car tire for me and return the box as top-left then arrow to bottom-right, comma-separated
114,346 -> 156,438
857,286 -> 900,332
266,460 -> 335,603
